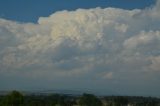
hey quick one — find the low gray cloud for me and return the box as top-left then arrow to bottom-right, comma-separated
0,0 -> 160,95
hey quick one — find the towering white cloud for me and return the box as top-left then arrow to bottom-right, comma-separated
0,0 -> 160,95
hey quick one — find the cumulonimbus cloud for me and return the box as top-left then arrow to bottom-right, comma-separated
0,0 -> 160,95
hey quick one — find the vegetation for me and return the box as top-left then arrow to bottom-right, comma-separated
79,93 -> 102,106
0,90 -> 24,106
0,91 -> 160,106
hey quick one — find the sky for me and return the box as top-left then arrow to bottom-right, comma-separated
0,0 -> 156,22
0,0 -> 160,97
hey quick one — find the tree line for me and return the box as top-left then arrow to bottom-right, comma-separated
0,90 -> 160,106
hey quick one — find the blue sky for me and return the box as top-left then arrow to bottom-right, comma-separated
0,0 -> 156,22
1,0 -> 160,97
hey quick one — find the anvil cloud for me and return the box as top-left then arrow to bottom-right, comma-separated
0,0 -> 160,96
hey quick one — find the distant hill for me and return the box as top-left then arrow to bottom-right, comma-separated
0,89 -> 118,96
